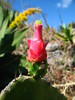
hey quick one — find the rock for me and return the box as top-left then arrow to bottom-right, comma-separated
46,43 -> 59,51
46,42 -> 75,68
46,43 -> 66,69
47,50 -> 66,65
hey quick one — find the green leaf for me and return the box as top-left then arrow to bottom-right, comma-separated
0,27 -> 28,55
0,76 -> 67,100
0,6 -> 3,28
54,33 -> 66,40
14,11 -> 18,18
0,32 -> 14,55
0,17 -> 9,41
65,25 -> 73,41
9,11 -> 18,22
9,11 -> 14,22
12,27 -> 28,48
60,24 -> 65,33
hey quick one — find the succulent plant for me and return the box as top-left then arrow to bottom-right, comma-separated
0,6 -> 28,91
0,76 -> 67,100
0,5 -> 29,57
55,24 -> 74,44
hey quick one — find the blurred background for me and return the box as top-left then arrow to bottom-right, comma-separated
0,0 -> 75,29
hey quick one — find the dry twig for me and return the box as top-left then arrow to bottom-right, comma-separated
53,82 -> 75,95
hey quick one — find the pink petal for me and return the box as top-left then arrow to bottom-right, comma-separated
27,49 -> 36,62
30,39 -> 43,56
27,39 -> 31,47
36,50 -> 47,62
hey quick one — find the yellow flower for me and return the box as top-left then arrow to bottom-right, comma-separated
9,21 -> 16,28
23,11 -> 28,16
30,8 -> 36,14
9,8 -> 41,28
26,9 -> 32,15
35,8 -> 41,13
18,13 -> 23,18
15,16 -> 20,23
20,16 -> 27,21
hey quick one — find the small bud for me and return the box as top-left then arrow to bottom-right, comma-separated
35,20 -> 42,25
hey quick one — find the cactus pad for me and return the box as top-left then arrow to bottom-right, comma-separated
0,76 -> 67,100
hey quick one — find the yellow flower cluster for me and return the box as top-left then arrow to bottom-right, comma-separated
9,8 -> 41,28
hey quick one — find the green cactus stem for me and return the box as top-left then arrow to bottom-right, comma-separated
20,56 -> 48,79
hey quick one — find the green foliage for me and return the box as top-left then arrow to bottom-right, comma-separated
55,24 -> 74,44
0,6 -> 28,91
68,22 -> 75,28
0,6 -> 3,27
0,76 -> 67,100
0,27 -> 28,55
0,6 -> 28,57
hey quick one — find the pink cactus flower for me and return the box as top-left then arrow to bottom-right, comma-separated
27,20 -> 47,62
